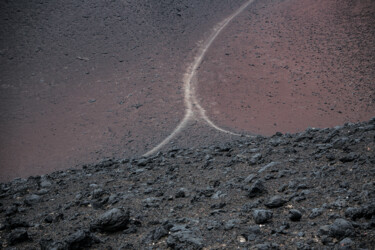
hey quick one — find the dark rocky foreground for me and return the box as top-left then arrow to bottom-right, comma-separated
1,118 -> 375,249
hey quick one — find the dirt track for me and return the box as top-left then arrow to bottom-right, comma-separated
0,0 -> 247,181
0,0 -> 374,182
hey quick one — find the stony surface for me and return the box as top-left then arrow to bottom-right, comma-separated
0,118 -> 374,249
1,0 -> 374,182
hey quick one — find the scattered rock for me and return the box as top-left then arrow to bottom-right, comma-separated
329,219 -> 355,239
309,208 -> 324,219
90,208 -> 130,232
65,230 -> 100,249
167,224 -> 203,249
24,194 -> 41,205
253,209 -> 273,224
247,180 -> 267,198
7,228 -> 30,245
242,225 -> 261,241
265,195 -> 286,208
338,237 -> 354,249
289,209 -> 302,221
258,161 -> 280,173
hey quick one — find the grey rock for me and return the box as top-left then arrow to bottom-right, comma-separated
40,239 -> 66,250
332,137 -> 349,149
318,225 -> 330,236
244,174 -> 256,183
252,242 -> 280,250
309,208 -> 324,219
24,194 -> 41,205
90,208 -> 130,232
345,207 -> 363,221
175,188 -> 189,198
5,218 -> 30,229
249,153 -> 262,165
289,209 -> 302,221
40,179 -> 52,188
338,237 -> 354,250
8,228 -> 30,245
247,180 -> 267,198
243,225 -> 261,241
167,224 -> 203,250
65,230 -> 99,249
148,226 -> 168,241
253,209 -> 273,224
143,197 -> 161,208
329,219 -> 355,238
339,153 -> 358,163
224,219 -> 240,231
241,200 -> 261,212
265,195 -> 286,208
258,162 -> 280,173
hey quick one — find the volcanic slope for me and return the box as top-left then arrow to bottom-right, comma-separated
0,118 -> 374,249
0,0 -> 247,181
197,0 -> 375,135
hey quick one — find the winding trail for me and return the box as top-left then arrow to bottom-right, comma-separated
143,0 -> 254,157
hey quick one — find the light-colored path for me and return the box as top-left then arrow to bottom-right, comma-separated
143,0 -> 254,157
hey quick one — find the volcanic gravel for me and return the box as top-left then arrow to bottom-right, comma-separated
1,118 -> 374,249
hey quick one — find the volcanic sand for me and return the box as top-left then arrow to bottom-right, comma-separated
0,0 -> 248,181
1,0 -> 374,181
197,0 -> 375,136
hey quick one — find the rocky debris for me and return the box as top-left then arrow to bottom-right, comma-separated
253,209 -> 273,224
65,230 -> 100,249
265,195 -> 286,208
24,194 -> 41,206
249,153 -> 263,165
289,209 -> 302,221
0,118 -> 374,248
90,208 -> 130,232
167,224 -> 203,250
309,208 -> 324,219
39,239 -> 66,250
338,237 -> 354,249
242,225 -> 261,241
247,179 -> 267,198
329,219 -> 355,239
7,228 -> 30,245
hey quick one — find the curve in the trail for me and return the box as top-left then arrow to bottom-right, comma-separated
143,0 -> 254,157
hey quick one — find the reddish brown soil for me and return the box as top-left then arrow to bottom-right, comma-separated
197,0 -> 375,136
1,0 -> 374,182
0,0 -> 247,181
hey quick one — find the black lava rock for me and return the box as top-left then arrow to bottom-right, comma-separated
40,239 -> 66,250
265,195 -> 286,208
345,207 -> 363,221
329,219 -> 355,239
90,208 -> 130,232
253,209 -> 273,224
338,237 -> 354,250
289,209 -> 302,221
309,208 -> 324,219
247,180 -> 267,198
167,224 -> 203,250
8,228 -> 30,245
65,230 -> 99,249
242,225 -> 261,241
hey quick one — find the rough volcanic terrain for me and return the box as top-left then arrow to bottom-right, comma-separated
1,0 -> 375,249
0,118 -> 374,249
